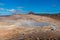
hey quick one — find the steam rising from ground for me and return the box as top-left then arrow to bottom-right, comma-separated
14,20 -> 50,27
0,19 -> 58,30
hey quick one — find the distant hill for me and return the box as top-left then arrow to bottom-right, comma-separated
0,15 -> 11,17
0,12 -> 60,20
28,12 -> 60,20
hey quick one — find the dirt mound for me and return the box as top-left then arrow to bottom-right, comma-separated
0,14 -> 60,40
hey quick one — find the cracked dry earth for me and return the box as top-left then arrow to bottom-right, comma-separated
0,14 -> 60,40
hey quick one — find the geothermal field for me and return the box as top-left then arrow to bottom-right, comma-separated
0,14 -> 60,40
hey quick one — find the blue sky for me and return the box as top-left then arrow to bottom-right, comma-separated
0,0 -> 60,15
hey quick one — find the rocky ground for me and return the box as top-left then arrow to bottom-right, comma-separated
0,14 -> 60,40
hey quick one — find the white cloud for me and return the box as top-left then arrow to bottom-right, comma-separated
0,8 -> 26,15
0,8 -> 4,10
8,9 -> 24,13
8,9 -> 16,13
16,9 -> 23,12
